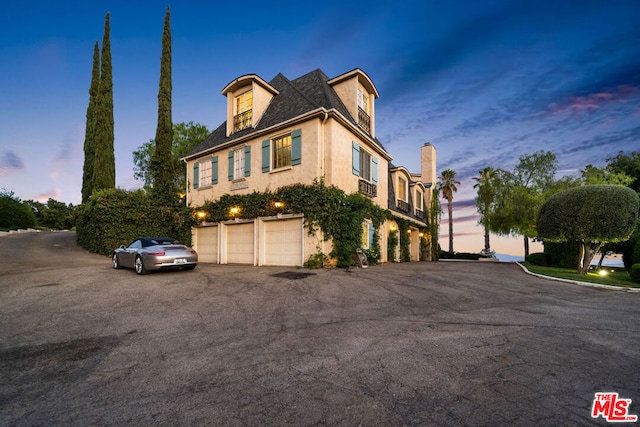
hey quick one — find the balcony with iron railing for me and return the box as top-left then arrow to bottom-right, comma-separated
358,107 -> 370,134
234,109 -> 253,131
396,199 -> 410,213
359,179 -> 377,198
415,209 -> 425,220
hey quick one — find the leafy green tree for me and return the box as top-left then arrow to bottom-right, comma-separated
150,7 -> 175,204
133,122 -> 210,191
0,190 -> 36,229
537,185 -> 639,274
93,12 -> 115,192
581,164 -> 634,186
606,151 -> 640,192
81,42 -> 100,203
489,151 -> 558,259
473,166 -> 498,253
28,199 -> 76,230
437,169 -> 460,253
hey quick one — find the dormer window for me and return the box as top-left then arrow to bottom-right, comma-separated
399,177 -> 408,202
234,90 -> 253,131
357,87 -> 370,134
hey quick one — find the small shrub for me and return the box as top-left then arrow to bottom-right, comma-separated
304,252 -> 326,269
528,252 -> 549,266
630,264 -> 640,283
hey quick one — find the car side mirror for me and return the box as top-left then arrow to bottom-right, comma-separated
120,245 -> 125,249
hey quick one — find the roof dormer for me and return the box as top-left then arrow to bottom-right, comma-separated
222,74 -> 279,137
328,68 -> 379,137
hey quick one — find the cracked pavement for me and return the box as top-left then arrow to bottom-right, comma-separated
1,231 -> 639,425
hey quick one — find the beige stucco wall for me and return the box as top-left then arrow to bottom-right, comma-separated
187,119 -> 323,207
188,116 -> 389,212
323,119 -> 388,210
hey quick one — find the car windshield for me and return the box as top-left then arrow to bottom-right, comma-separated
150,238 -> 179,245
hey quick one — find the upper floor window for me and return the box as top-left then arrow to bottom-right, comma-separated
357,87 -> 370,133
415,189 -> 424,210
193,156 -> 218,189
199,158 -> 212,188
398,177 -> 408,202
352,142 -> 378,184
358,87 -> 369,113
233,148 -> 245,180
273,134 -> 292,169
234,90 -> 253,131
262,129 -> 302,173
360,150 -> 371,181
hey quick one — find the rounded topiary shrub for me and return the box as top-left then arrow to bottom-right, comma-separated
630,264 -> 640,283
528,252 -> 549,266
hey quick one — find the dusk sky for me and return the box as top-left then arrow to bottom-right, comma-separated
1,1 -> 639,257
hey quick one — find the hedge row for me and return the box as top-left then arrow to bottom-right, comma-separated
76,189 -> 195,256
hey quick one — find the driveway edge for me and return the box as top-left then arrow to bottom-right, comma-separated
514,262 -> 640,293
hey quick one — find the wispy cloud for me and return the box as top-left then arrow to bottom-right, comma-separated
0,151 -> 24,176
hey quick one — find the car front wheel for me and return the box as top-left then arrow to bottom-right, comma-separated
112,253 -> 120,269
135,255 -> 148,275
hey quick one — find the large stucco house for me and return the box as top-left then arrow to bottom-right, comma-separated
182,68 -> 437,266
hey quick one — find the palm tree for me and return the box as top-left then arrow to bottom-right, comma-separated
437,169 -> 460,253
473,167 -> 497,254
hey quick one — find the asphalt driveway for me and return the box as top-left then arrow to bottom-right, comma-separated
1,231 -> 639,426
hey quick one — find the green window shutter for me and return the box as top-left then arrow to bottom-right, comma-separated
244,146 -> 251,177
262,139 -> 270,172
228,151 -> 234,181
211,156 -> 218,184
291,129 -> 301,166
193,162 -> 199,189
352,142 -> 360,176
372,156 -> 378,185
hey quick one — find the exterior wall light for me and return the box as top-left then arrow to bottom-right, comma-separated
419,232 -> 424,237
274,201 -> 284,208
196,211 -> 207,220
229,206 -> 241,216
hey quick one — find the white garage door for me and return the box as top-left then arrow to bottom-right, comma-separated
226,222 -> 254,264
195,225 -> 218,263
263,218 -> 303,266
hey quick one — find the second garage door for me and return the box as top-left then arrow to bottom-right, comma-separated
225,222 -> 254,264
262,218 -> 303,266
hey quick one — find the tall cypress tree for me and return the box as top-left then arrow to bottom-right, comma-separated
93,12 -> 116,192
151,7 -> 175,203
81,42 -> 100,203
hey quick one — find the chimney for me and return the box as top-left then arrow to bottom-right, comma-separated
421,142 -> 436,186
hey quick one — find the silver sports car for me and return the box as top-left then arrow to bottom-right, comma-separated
112,237 -> 198,274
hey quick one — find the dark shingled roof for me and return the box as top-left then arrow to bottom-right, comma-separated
186,69 -> 386,157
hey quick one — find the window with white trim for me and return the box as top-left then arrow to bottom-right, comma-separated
398,177 -> 407,201
273,134 -> 292,169
199,158 -> 212,188
234,90 -> 253,131
233,148 -> 245,180
357,87 -> 368,113
415,189 -> 424,210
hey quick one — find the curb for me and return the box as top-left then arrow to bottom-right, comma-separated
515,262 -> 640,293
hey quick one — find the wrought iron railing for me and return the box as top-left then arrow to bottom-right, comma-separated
358,107 -> 370,134
397,199 -> 410,213
415,209 -> 425,219
359,179 -> 377,198
234,109 -> 252,131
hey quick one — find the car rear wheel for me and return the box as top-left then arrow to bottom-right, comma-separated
112,253 -> 120,269
135,255 -> 148,275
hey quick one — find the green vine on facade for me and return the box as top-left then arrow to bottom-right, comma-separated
198,179 -> 390,267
